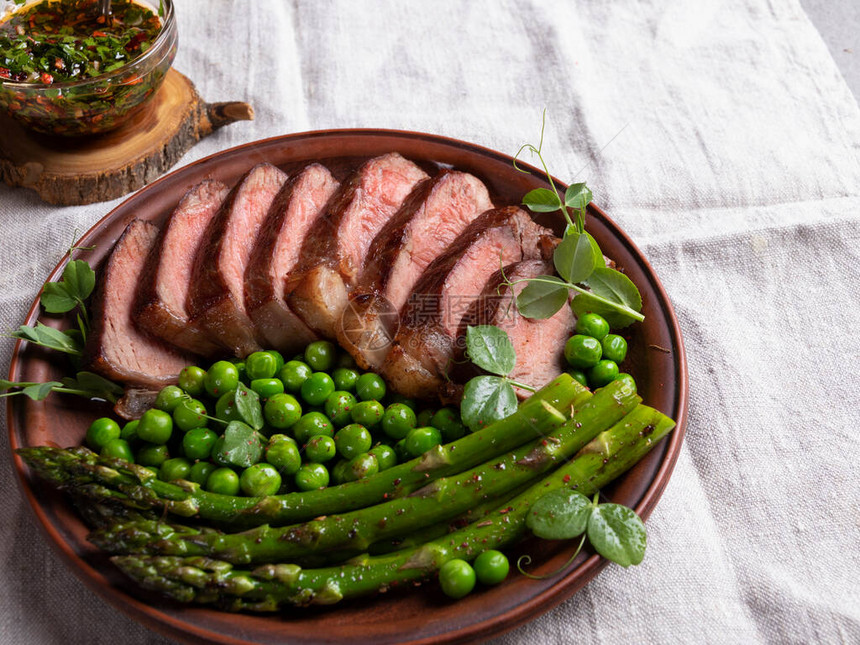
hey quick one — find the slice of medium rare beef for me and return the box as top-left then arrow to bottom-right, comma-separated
455,259 -> 574,398
85,219 -> 193,388
285,153 -> 428,338
381,207 -> 555,398
136,180 -> 230,357
245,164 -> 340,353
338,170 -> 494,370
187,163 -> 288,357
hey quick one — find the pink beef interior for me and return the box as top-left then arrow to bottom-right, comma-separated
270,165 -> 338,297
386,173 -> 493,311
439,232 -> 523,336
157,182 -> 229,320
104,221 -> 188,375
338,153 -> 427,280
221,166 -> 287,306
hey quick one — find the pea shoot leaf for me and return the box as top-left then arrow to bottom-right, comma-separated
216,421 -> 263,469
571,293 -> 639,329
585,267 -> 642,312
65,371 -> 125,402
460,375 -> 518,432
516,276 -> 568,320
465,325 -> 516,376
527,489 -> 592,540
62,259 -> 96,302
22,381 -> 62,401
521,188 -> 562,213
9,322 -> 83,355
586,503 -> 647,567
553,232 -> 595,285
234,381 -> 264,430
40,282 -> 77,314
564,183 -> 593,210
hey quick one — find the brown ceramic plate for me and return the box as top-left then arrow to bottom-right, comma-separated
7,130 -> 688,644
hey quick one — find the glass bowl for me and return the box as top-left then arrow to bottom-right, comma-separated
0,0 -> 177,137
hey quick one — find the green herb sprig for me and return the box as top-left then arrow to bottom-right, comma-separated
0,370 -> 123,403
519,488 -> 647,577
510,113 -> 644,327
459,325 -> 536,432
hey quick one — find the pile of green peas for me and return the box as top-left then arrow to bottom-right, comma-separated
85,340 -> 469,498
563,313 -> 636,391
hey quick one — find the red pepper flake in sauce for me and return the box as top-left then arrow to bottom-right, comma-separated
563,474 -> 571,483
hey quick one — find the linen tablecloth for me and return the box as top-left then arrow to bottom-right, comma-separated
1,1 -> 859,642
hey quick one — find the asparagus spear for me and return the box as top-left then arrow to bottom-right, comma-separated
112,405 -> 675,609
19,374 -> 588,529
91,381 -> 641,563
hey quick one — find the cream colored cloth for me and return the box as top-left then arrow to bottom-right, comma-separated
1,1 -> 859,642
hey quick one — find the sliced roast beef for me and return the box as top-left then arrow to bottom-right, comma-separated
285,153 -> 428,338
245,164 -> 340,352
382,207 -> 555,398
136,180 -> 229,357
85,219 -> 192,388
338,170 -> 493,369
187,163 -> 288,357
456,259 -> 574,397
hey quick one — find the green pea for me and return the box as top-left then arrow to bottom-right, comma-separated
386,393 -> 416,410
564,334 -> 603,369
614,372 -> 637,393
404,426 -> 442,458
136,409 -> 173,444
601,334 -> 628,363
300,372 -> 336,407
305,435 -> 337,463
416,409 -> 435,427
332,367 -> 359,392
204,360 -> 240,397
232,360 -> 248,385
206,467 -> 240,495
291,411 -> 334,444
368,444 -> 397,471
331,459 -> 350,484
173,398 -> 207,432
589,360 -> 620,388
566,368 -> 589,388
188,461 -> 216,486
246,351 -> 279,380
336,352 -> 357,369
265,435 -> 302,475
240,463 -> 282,496
182,427 -> 217,461
394,438 -> 410,463
334,423 -> 372,460
325,390 -> 357,427
574,313 -> 610,340
137,443 -> 169,468
264,393 -> 302,429
430,407 -> 466,442
100,438 -> 133,462
159,457 -> 192,482
294,463 -> 330,491
250,377 -> 285,399
178,366 -> 207,397
154,385 -> 185,412
351,400 -> 384,428
86,417 -> 121,450
355,372 -> 386,401
439,559 -> 476,599
279,360 -> 313,393
345,452 -> 378,481
474,550 -> 509,585
120,419 -> 139,442
304,340 -> 337,371
381,403 -> 416,441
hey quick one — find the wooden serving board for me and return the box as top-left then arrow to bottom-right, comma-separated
0,69 -> 253,206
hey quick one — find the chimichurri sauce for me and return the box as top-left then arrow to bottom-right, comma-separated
0,0 -> 162,84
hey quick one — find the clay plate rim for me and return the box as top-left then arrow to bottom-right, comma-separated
7,128 -> 688,645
